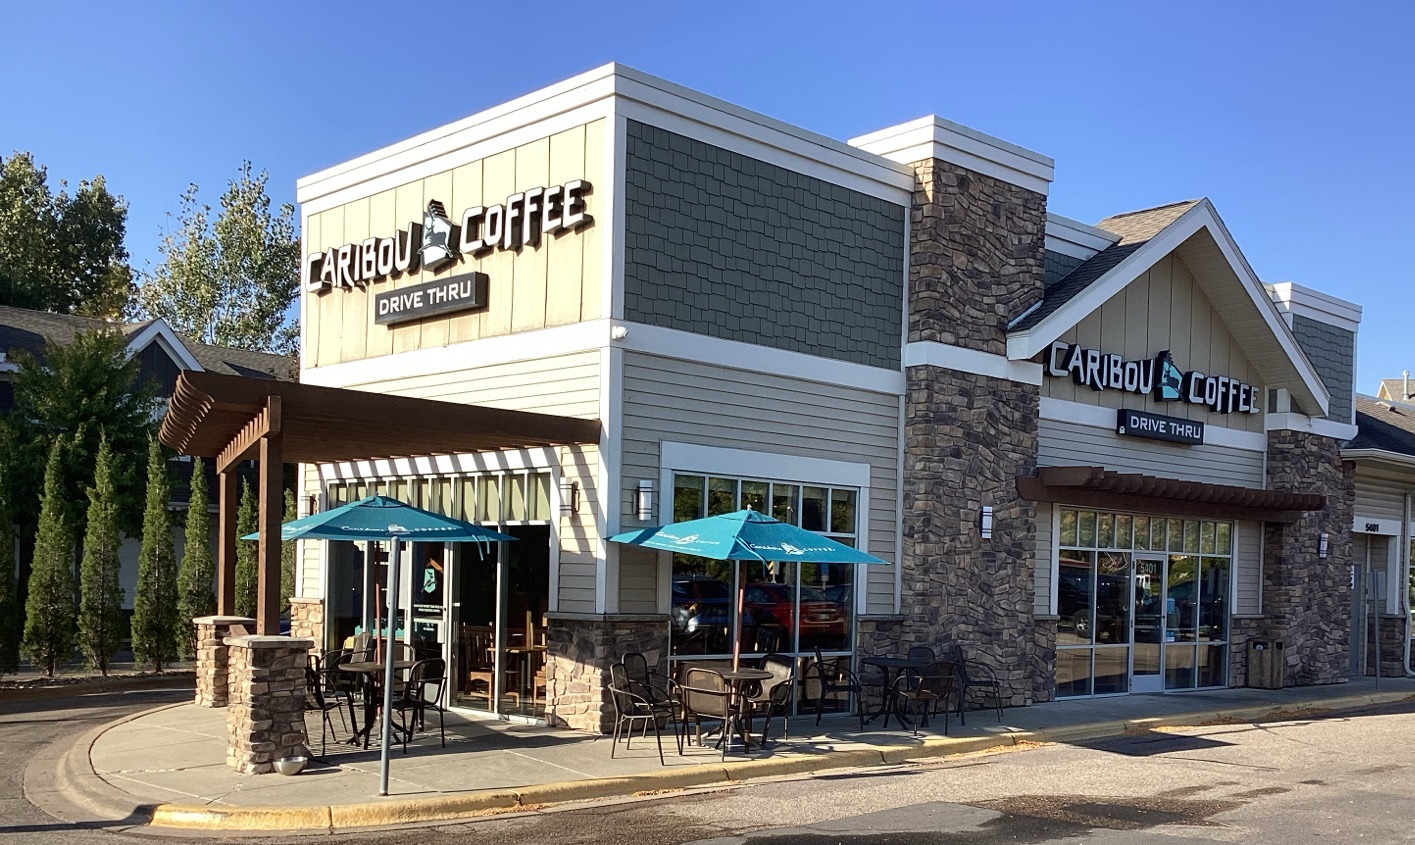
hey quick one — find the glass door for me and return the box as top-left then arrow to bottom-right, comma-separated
1131,555 -> 1165,693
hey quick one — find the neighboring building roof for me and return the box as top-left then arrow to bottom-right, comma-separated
0,305 -> 295,380
1376,378 -> 1414,402
1011,200 -> 1200,332
1348,395 -> 1415,457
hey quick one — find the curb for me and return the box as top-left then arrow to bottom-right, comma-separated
129,688 -> 1415,833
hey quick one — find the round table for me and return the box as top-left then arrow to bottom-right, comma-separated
718,668 -> 774,751
859,656 -> 927,730
340,660 -> 415,747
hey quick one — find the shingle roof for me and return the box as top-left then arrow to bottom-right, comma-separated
0,305 -> 295,380
1376,378 -> 1414,402
1348,395 -> 1415,456
1010,199 -> 1202,332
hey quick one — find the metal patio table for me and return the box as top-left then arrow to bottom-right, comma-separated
860,656 -> 927,730
340,659 -> 416,748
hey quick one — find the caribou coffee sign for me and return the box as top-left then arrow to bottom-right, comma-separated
304,180 -> 593,320
1046,342 -> 1261,415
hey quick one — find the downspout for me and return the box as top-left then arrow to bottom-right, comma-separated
1403,491 -> 1415,676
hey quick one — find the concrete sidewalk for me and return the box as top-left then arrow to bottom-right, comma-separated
59,677 -> 1415,832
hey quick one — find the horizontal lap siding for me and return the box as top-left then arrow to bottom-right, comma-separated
1234,520 -> 1261,615
621,352 -> 901,615
618,545 -> 659,614
299,463 -> 322,599
1353,468 -> 1411,525
1038,418 -> 1265,488
1034,501 -> 1054,616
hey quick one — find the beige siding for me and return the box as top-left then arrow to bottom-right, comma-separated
1038,418 -> 1265,488
618,545 -> 659,613
298,463 -> 322,599
1353,466 -> 1412,526
1043,253 -> 1265,433
557,443 -> 600,612
1234,520 -> 1262,615
1034,501 -> 1054,616
620,352 -> 901,615
305,120 -> 605,369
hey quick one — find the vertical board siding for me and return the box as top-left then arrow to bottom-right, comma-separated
1038,418 -> 1265,488
620,352 -> 901,615
1043,253 -> 1265,433
1234,520 -> 1262,615
1034,501 -> 1054,616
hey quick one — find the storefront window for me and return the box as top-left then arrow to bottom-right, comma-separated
1057,507 -> 1233,697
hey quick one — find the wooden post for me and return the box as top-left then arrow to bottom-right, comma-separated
257,396 -> 283,636
217,469 -> 238,616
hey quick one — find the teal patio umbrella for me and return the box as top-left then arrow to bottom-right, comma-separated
248,495 -> 514,796
609,509 -> 887,669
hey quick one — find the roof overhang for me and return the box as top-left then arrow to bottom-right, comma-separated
1007,199 -> 1331,417
1340,448 -> 1415,470
159,370 -> 601,471
125,318 -> 204,372
1017,465 -> 1325,524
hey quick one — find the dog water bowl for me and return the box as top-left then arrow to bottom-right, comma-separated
273,756 -> 308,776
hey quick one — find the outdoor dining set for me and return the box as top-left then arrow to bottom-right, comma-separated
606,642 -> 1006,765
303,632 -> 449,758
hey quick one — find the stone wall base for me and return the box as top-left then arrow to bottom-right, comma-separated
193,616 -> 254,708
225,635 -> 313,774
544,615 -> 669,733
1364,614 -> 1408,677
289,598 -> 325,656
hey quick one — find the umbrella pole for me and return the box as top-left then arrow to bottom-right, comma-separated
378,535 -> 402,796
733,560 -> 744,672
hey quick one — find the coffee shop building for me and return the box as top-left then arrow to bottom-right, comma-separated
286,64 -> 1365,730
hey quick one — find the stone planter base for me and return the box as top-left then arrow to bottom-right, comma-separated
225,635 -> 314,774
192,615 -> 255,708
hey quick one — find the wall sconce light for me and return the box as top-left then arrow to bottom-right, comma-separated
635,480 -> 655,522
1319,532 -> 1330,559
980,506 -> 994,540
559,479 -> 580,515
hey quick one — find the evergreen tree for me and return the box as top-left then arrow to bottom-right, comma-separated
280,488 -> 296,616
0,443 -> 20,676
234,480 -> 257,618
21,440 -> 73,676
78,434 -> 123,675
131,440 -> 177,671
175,457 -> 215,659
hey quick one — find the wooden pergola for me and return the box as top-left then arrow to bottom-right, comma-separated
159,370 -> 601,635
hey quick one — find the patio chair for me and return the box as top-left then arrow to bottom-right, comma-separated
679,667 -> 737,761
621,651 -> 679,718
810,646 -> 866,730
391,658 -> 448,752
304,655 -> 346,757
745,654 -> 794,744
608,662 -> 677,764
905,645 -> 939,716
938,642 -> 1004,725
893,661 -> 956,737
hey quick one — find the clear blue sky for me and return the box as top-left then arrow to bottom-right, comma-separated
2,1 -> 1410,391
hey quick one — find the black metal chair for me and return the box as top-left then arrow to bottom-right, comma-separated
906,645 -> 936,663
745,654 -> 795,744
304,655 -> 346,757
679,667 -> 738,761
608,662 -> 676,764
811,646 -> 865,730
893,661 -> 956,736
938,642 -> 1004,725
621,651 -> 679,713
391,658 -> 448,752
320,647 -> 360,732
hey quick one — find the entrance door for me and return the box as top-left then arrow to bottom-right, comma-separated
1131,555 -> 1166,693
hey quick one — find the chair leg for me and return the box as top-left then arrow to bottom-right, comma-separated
654,720 -> 665,766
438,706 -> 445,749
815,692 -> 824,727
611,717 -> 621,758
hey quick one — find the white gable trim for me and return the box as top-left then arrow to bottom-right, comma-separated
1006,200 -> 1330,417
125,319 -> 203,372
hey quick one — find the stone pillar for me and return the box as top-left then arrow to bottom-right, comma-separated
1262,431 -> 1354,686
543,615 -> 669,732
897,157 -> 1047,706
288,597 -> 325,656
192,615 -> 255,707
225,635 -> 313,774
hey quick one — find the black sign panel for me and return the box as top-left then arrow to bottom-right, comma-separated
374,272 -> 489,326
1116,408 -> 1204,445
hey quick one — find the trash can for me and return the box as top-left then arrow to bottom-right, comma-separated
1247,640 -> 1285,689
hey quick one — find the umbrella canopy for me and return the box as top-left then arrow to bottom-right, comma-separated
609,508 -> 886,564
242,495 -> 515,543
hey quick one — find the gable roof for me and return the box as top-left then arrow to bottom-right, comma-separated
1006,198 -> 1330,417
0,305 -> 295,381
1376,378 -> 1414,402
1347,395 -> 1415,458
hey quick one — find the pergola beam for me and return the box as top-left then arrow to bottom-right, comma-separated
256,396 -> 283,635
217,468 -> 238,616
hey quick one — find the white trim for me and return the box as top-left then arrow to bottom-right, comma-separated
1266,282 -> 1363,334
617,322 -> 905,396
849,115 -> 1054,195
904,341 -> 1042,385
660,441 -> 872,490
1049,504 -> 1061,616
1265,412 -> 1359,441
1354,516 -> 1402,536
318,447 -> 557,481
597,345 -> 620,614
1007,200 -> 1331,418
1044,212 -> 1119,260
1342,448 -> 1415,470
125,319 -> 204,372
1038,396 -> 1269,452
607,112 -> 626,322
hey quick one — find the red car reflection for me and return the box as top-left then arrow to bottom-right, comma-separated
744,583 -> 845,640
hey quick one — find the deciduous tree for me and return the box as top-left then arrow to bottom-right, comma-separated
21,440 -> 73,676
176,457 -> 215,659
131,440 -> 177,671
78,434 -> 123,675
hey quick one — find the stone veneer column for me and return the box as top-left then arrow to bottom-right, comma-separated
1262,430 -> 1354,686
192,615 -> 254,707
225,635 -> 313,774
543,615 -> 669,732
889,157 -> 1047,706
288,597 -> 325,656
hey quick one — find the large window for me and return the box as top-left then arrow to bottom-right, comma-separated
1057,509 -> 1232,696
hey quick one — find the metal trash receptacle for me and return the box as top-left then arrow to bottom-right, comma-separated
1247,640 -> 1285,689
1268,640 -> 1285,689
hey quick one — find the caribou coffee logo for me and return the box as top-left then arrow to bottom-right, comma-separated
1046,342 -> 1261,415
305,180 -> 593,294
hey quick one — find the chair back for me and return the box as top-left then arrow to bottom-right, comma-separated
408,657 -> 447,705
304,658 -> 329,710
916,661 -> 958,701
681,667 -> 731,718
937,641 -> 964,665
811,646 -> 838,690
351,631 -> 373,660
608,662 -> 641,719
906,645 -> 936,664
754,653 -> 795,703
622,651 -> 651,688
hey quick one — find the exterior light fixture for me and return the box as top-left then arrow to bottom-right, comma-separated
980,506 -> 994,540
635,480 -> 655,522
559,479 -> 580,516
1319,532 -> 1330,559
